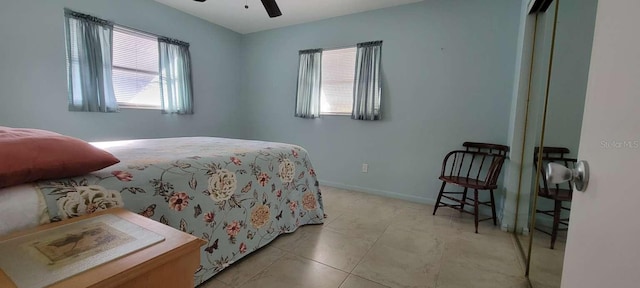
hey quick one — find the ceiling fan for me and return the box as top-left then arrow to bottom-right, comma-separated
193,0 -> 282,18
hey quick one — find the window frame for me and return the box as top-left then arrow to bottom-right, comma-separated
111,25 -> 162,110
319,46 -> 357,116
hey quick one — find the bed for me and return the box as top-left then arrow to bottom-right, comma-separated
0,137 -> 325,286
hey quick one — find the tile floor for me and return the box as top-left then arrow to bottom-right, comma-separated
526,231 -> 566,288
200,186 -> 530,288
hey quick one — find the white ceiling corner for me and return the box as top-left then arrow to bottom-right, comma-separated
154,0 -> 424,34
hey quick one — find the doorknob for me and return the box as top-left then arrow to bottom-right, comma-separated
546,161 -> 590,192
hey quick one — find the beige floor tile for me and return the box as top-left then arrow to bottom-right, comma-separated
431,205 -> 467,217
530,230 -> 567,251
205,186 -> 531,288
322,186 -> 418,222
199,278 -> 232,288
325,214 -> 391,242
269,225 -> 317,252
516,234 -> 531,250
320,187 -> 366,211
440,237 -> 523,277
238,253 -> 349,288
347,199 -> 402,222
352,232 -> 443,288
528,241 -> 564,288
321,204 -> 348,225
215,246 -> 284,287
388,208 -> 454,235
375,226 -> 446,258
514,226 -> 564,288
340,274 -> 390,288
436,259 -> 529,288
364,193 -> 431,212
293,227 -> 376,272
529,279 -> 558,288
443,214 -> 513,244
513,235 -> 529,273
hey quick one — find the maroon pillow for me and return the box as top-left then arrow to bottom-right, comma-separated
0,127 -> 120,188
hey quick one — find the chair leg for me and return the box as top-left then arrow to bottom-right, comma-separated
551,200 -> 562,249
474,189 -> 479,233
460,187 -> 468,212
489,189 -> 497,226
433,181 -> 447,215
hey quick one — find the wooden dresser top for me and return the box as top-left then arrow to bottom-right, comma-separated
0,208 -> 205,288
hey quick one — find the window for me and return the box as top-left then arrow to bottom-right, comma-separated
64,9 -> 193,114
112,27 -> 161,109
320,47 -> 357,115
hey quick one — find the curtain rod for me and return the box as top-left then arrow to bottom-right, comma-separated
64,8 -> 184,43
309,40 -> 383,52
323,44 -> 357,51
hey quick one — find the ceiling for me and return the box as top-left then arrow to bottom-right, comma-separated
154,0 -> 424,34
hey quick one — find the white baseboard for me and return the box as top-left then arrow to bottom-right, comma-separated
318,180 -> 436,205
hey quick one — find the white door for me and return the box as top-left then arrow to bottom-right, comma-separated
561,0 -> 640,287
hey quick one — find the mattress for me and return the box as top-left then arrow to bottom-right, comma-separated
0,184 -> 48,236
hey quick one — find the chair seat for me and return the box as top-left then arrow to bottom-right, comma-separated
539,188 -> 572,201
439,176 -> 497,190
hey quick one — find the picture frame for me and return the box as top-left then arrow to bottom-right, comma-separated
0,214 -> 164,287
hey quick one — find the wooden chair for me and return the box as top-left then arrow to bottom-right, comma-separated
432,142 -> 509,233
534,147 -> 575,249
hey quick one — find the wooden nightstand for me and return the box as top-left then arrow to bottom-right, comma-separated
0,208 -> 205,288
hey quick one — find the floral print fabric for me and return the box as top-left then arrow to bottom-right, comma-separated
34,137 -> 324,286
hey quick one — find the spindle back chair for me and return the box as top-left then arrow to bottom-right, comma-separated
432,142 -> 509,233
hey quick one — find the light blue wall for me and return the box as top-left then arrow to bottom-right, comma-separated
240,0 -> 521,204
0,0 -> 243,141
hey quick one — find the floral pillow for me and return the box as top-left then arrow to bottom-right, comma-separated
0,127 -> 120,188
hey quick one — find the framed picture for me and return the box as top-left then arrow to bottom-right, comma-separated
0,214 -> 164,287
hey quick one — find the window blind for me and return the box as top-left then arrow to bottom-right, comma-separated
112,27 -> 161,107
321,47 -> 357,114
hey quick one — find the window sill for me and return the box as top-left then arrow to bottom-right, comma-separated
320,113 -> 351,117
118,104 -> 161,110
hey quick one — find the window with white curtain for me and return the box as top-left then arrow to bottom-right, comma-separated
320,47 -> 357,115
112,27 -> 161,109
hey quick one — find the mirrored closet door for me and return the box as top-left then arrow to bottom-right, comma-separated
513,0 -> 557,270
513,0 -> 598,287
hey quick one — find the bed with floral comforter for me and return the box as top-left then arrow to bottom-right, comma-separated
33,137 -> 325,285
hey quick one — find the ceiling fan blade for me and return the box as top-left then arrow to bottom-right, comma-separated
260,0 -> 282,18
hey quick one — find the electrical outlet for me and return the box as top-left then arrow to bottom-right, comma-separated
362,163 -> 368,173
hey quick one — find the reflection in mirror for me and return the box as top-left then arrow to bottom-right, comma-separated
527,0 -> 598,287
513,0 -> 557,268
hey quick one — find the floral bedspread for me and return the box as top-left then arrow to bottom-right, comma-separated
34,137 -> 325,285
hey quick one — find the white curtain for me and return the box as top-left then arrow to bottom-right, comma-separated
64,9 -> 118,112
295,49 -> 323,118
159,38 -> 194,115
352,41 -> 383,120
